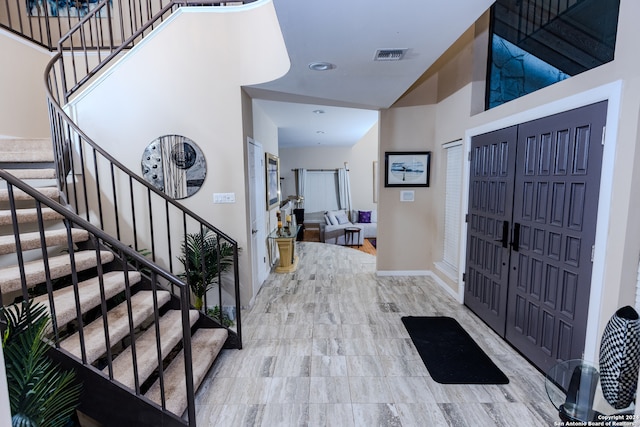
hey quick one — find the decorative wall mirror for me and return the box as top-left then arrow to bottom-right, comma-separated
141,135 -> 206,199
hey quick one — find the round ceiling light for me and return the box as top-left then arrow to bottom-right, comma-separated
308,62 -> 336,71
312,109 -> 325,114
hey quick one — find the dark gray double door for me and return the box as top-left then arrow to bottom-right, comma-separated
464,101 -> 607,373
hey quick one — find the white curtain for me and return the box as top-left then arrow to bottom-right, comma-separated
295,168 -> 307,208
304,171 -> 339,213
338,168 -> 352,214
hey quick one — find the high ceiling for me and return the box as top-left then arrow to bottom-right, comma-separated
245,0 -> 495,147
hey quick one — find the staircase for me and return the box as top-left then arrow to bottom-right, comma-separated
0,138 -> 231,426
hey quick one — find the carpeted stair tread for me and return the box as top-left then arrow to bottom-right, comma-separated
145,328 -> 228,416
60,290 -> 171,364
33,271 -> 141,331
0,228 -> 89,255
0,250 -> 115,295
0,139 -> 54,162
107,309 -> 200,389
0,207 -> 63,226
0,187 -> 60,201
1,168 -> 57,180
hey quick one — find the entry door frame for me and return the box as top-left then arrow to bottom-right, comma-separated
458,81 -> 623,362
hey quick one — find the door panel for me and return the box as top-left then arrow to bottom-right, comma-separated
464,126 -> 518,335
506,101 -> 607,373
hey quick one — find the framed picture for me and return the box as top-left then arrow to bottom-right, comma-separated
384,151 -> 431,187
266,152 -> 280,209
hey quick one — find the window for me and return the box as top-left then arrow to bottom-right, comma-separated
436,141 -> 463,279
303,171 -> 339,213
487,0 -> 620,109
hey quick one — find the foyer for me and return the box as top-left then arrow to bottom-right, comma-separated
195,242 -> 558,426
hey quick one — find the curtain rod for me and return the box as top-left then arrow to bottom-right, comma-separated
291,168 -> 339,172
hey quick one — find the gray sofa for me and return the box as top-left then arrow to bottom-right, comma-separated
320,209 -> 377,245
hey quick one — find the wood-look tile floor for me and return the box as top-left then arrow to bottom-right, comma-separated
195,242 -> 558,426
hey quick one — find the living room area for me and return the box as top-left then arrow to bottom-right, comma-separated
274,108 -> 380,256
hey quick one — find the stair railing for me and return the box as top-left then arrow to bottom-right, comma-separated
0,169 -> 200,425
45,86 -> 243,338
44,0 -> 250,343
517,0 -> 587,42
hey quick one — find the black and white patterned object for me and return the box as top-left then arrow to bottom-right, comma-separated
599,305 -> 640,409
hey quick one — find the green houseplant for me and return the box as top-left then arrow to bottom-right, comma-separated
178,230 -> 236,310
1,300 -> 82,427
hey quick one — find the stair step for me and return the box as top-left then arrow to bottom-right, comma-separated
145,328 -> 228,416
0,207 -> 63,226
107,310 -> 200,389
0,228 -> 89,255
60,290 -> 171,364
0,250 -> 115,295
0,187 -> 60,202
0,139 -> 54,163
33,270 -> 142,331
0,168 -> 57,180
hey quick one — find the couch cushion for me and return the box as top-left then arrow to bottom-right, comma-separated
358,210 -> 371,223
335,211 -> 350,224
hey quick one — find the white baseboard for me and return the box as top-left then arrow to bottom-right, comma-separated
426,271 -> 461,302
376,270 -> 430,277
376,269 -> 461,302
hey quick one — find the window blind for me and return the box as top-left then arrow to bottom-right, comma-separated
442,143 -> 463,272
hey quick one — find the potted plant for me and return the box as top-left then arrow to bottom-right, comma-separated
178,230 -> 236,310
1,300 -> 82,427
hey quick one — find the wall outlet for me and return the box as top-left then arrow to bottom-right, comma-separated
213,193 -> 236,203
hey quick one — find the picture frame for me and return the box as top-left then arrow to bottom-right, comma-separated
266,152 -> 280,209
384,151 -> 431,187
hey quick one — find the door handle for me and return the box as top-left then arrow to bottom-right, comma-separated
493,221 -> 509,248
251,229 -> 258,235
511,222 -> 520,252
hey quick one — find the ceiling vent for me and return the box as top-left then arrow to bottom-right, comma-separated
374,48 -> 408,61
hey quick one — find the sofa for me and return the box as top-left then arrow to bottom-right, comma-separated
320,209 -> 377,245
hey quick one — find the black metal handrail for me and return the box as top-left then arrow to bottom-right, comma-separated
0,169 -> 197,424
517,0 -> 586,42
43,0 -> 248,339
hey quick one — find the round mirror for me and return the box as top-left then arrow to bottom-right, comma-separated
141,135 -> 206,199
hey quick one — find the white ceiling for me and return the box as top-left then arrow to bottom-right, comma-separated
245,0 -> 495,148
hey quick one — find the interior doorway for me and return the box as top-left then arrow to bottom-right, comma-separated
464,101 -> 607,373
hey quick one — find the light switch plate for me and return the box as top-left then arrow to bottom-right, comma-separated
213,193 -> 236,203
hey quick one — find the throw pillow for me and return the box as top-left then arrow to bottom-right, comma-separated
326,211 -> 339,225
358,210 -> 371,223
324,213 -> 332,225
335,211 -> 350,224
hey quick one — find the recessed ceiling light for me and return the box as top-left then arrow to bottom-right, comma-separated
312,109 -> 325,114
316,131 -> 325,134
308,62 -> 336,71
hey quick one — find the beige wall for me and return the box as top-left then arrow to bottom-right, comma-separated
278,121 -> 379,214
68,2 -> 288,306
379,0 -> 640,361
0,31 -> 52,138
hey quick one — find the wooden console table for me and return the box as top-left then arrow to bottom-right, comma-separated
268,226 -> 300,273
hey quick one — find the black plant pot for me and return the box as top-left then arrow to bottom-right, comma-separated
599,305 -> 640,409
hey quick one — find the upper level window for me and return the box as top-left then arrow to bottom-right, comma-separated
487,0 -> 621,109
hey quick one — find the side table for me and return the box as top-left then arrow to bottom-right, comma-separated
268,226 -> 300,273
344,226 -> 361,247
546,359 -> 601,422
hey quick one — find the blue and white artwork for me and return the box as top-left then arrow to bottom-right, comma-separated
385,152 -> 431,187
27,0 -> 110,17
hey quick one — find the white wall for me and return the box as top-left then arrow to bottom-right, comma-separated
0,30 -> 52,138
68,1 -> 289,306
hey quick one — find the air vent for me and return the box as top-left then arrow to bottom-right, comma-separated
374,49 -> 408,61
